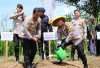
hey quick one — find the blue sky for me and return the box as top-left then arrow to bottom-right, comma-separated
0,0 -> 76,31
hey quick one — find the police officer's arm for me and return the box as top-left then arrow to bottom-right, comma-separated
36,18 -> 41,39
88,23 -> 94,40
10,12 -> 24,19
90,31 -> 94,40
10,13 -> 18,19
57,30 -> 62,45
83,19 -> 87,39
23,18 -> 34,40
36,24 -> 41,35
55,30 -> 62,49
46,17 -> 53,32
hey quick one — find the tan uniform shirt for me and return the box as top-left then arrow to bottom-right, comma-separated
57,22 -> 83,46
10,12 -> 24,34
19,15 -> 41,39
71,18 -> 87,39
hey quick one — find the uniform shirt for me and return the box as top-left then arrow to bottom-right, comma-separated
87,22 -> 95,38
19,15 -> 41,39
57,22 -> 82,46
40,15 -> 53,32
71,18 -> 87,39
10,12 -> 24,34
95,24 -> 100,31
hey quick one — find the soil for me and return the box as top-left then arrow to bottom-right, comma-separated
0,57 -> 100,68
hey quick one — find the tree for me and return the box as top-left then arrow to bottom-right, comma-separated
56,0 -> 100,23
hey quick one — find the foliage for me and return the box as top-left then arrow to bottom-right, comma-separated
56,0 -> 100,18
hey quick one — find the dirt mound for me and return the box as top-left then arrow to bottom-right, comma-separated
0,57 -> 100,68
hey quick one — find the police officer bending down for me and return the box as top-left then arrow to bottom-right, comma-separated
51,16 -> 88,68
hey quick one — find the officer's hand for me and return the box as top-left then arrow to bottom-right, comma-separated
33,38 -> 38,42
18,12 -> 24,16
36,35 -> 41,39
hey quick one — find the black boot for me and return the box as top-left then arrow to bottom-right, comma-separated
30,63 -> 35,68
26,64 -> 31,68
53,59 -> 62,64
84,65 -> 88,68
41,53 -> 44,61
16,57 -> 19,62
78,58 -> 81,61
84,62 -> 88,68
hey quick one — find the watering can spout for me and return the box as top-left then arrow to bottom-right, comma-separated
53,55 -> 57,58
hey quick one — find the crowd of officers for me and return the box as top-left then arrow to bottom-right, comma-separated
9,4 -> 100,68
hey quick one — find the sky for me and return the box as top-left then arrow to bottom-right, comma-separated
0,0 -> 76,31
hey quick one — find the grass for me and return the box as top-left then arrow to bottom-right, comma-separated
0,52 -> 83,63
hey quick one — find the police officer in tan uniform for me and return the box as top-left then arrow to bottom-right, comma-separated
19,8 -> 41,68
10,4 -> 26,62
51,16 -> 88,68
70,10 -> 87,61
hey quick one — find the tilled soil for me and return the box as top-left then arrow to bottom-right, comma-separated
0,57 -> 100,68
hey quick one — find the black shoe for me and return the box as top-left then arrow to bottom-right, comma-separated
26,65 -> 31,68
84,65 -> 88,68
78,58 -> 81,61
30,64 -> 35,68
16,58 -> 19,62
70,57 -> 74,61
53,61 -> 62,64
53,59 -> 62,64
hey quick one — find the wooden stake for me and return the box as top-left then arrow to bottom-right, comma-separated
6,40 -> 8,62
49,41 -> 51,59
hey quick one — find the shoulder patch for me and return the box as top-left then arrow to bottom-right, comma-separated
65,22 -> 73,32
48,19 -> 51,24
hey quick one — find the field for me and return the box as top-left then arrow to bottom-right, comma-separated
0,55 -> 100,68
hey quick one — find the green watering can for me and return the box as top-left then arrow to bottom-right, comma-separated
53,47 -> 67,60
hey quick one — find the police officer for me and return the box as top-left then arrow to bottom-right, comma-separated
19,8 -> 41,68
70,10 -> 87,61
9,4 -> 26,62
95,24 -> 100,56
51,16 -> 88,68
38,7 -> 53,60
